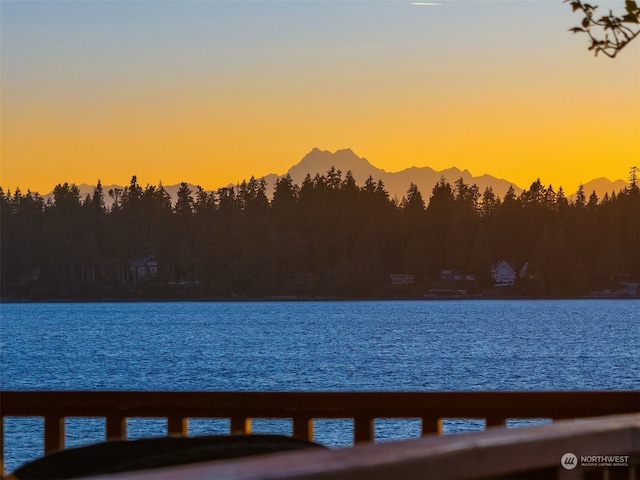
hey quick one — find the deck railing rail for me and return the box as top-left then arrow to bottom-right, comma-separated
97,413 -> 640,480
1,390 -> 639,476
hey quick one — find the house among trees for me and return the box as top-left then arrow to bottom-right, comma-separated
390,274 -> 415,285
426,269 -> 477,297
490,261 -> 517,285
439,270 -> 475,283
130,255 -> 158,281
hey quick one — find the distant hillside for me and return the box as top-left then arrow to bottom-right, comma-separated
282,148 -> 630,201
287,148 -> 386,186
284,148 -> 522,201
40,148 -> 629,205
569,177 -> 630,201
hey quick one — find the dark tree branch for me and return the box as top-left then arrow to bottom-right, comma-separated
566,0 -> 640,58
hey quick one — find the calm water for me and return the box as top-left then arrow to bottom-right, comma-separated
1,299 -> 638,471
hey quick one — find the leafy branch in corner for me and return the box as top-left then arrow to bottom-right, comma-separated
566,0 -> 640,57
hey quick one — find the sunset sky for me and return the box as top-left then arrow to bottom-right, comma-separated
2,0 -> 639,195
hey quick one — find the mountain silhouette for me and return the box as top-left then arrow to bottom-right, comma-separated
42,148 -> 629,205
288,148 -> 386,186
285,148 -> 521,200
569,177 -> 630,201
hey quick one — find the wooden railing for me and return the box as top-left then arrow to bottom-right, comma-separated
1,390 -> 639,476
95,413 -> 640,480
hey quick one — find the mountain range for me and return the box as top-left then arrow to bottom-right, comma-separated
284,148 -> 520,200
45,148 -> 629,206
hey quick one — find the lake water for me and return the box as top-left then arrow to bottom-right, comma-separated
1,299 -> 638,471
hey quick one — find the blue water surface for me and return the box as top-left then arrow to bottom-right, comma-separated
1,299 -> 638,470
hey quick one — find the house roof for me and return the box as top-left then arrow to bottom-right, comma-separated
131,254 -> 157,266
490,260 -> 516,273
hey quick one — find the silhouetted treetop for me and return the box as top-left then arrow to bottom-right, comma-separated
401,183 -> 425,214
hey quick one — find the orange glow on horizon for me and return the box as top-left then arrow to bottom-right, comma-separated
2,1 -> 638,196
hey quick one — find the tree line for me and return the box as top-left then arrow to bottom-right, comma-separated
1,168 -> 638,299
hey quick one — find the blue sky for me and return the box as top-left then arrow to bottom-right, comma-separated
2,0 -> 638,193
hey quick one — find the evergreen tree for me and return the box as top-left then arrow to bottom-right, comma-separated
480,186 -> 498,216
575,184 -> 586,207
556,187 -> 569,209
401,183 -> 425,214
175,183 -> 194,217
92,180 -> 105,212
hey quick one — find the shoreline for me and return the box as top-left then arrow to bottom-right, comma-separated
2,294 -> 638,304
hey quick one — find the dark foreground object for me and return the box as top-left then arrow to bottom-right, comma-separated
11,434 -> 326,479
